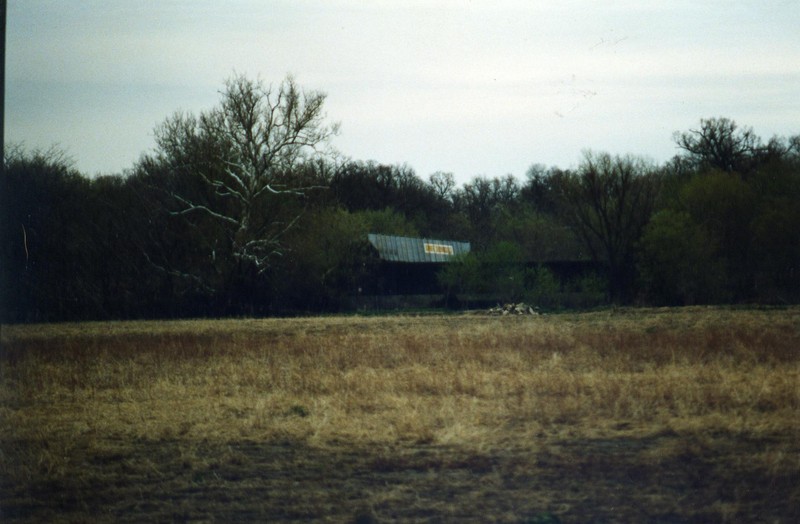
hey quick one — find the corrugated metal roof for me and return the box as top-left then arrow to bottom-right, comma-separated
367,234 -> 470,263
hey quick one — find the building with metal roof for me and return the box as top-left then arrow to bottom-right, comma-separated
367,234 -> 470,263
357,234 -> 471,302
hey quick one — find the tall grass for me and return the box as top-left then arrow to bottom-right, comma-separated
1,307 -> 799,522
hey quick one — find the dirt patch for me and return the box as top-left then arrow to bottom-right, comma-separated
2,432 -> 798,523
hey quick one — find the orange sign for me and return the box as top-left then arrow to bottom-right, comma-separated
424,243 -> 454,255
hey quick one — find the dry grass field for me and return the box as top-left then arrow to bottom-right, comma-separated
1,307 -> 799,522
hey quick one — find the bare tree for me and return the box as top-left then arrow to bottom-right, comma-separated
154,75 -> 339,273
454,175 -> 520,250
673,117 -> 761,174
554,151 -> 661,301
428,171 -> 456,201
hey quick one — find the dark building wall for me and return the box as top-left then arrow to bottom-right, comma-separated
370,261 -> 444,295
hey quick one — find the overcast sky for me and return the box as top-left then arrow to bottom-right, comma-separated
7,0 -> 800,183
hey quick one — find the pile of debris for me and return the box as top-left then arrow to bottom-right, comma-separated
487,302 -> 540,316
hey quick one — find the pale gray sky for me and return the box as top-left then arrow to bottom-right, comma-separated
7,1 -> 800,182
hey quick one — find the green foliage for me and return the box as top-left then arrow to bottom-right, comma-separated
3,114 -> 799,321
681,171 -> 756,298
524,265 -> 561,306
569,272 -> 607,296
483,241 -> 527,301
437,253 -> 482,298
437,242 -> 527,301
453,175 -> 520,249
748,160 -> 800,300
639,149 -> 800,304
356,208 -> 420,237
492,204 -> 583,263
438,244 -> 577,306
276,207 -> 374,310
638,210 -> 728,305
330,161 -> 448,237
553,151 -> 661,302
681,170 -> 755,243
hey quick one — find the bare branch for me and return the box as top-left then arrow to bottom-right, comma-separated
169,193 -> 239,226
141,251 -> 215,295
152,73 -> 337,282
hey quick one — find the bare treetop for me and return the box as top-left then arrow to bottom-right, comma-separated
154,74 -> 339,273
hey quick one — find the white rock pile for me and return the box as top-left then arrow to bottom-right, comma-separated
487,302 -> 540,316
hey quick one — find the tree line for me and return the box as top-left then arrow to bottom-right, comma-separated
2,75 -> 799,322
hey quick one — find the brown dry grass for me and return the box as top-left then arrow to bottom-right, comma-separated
1,307 -> 799,522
